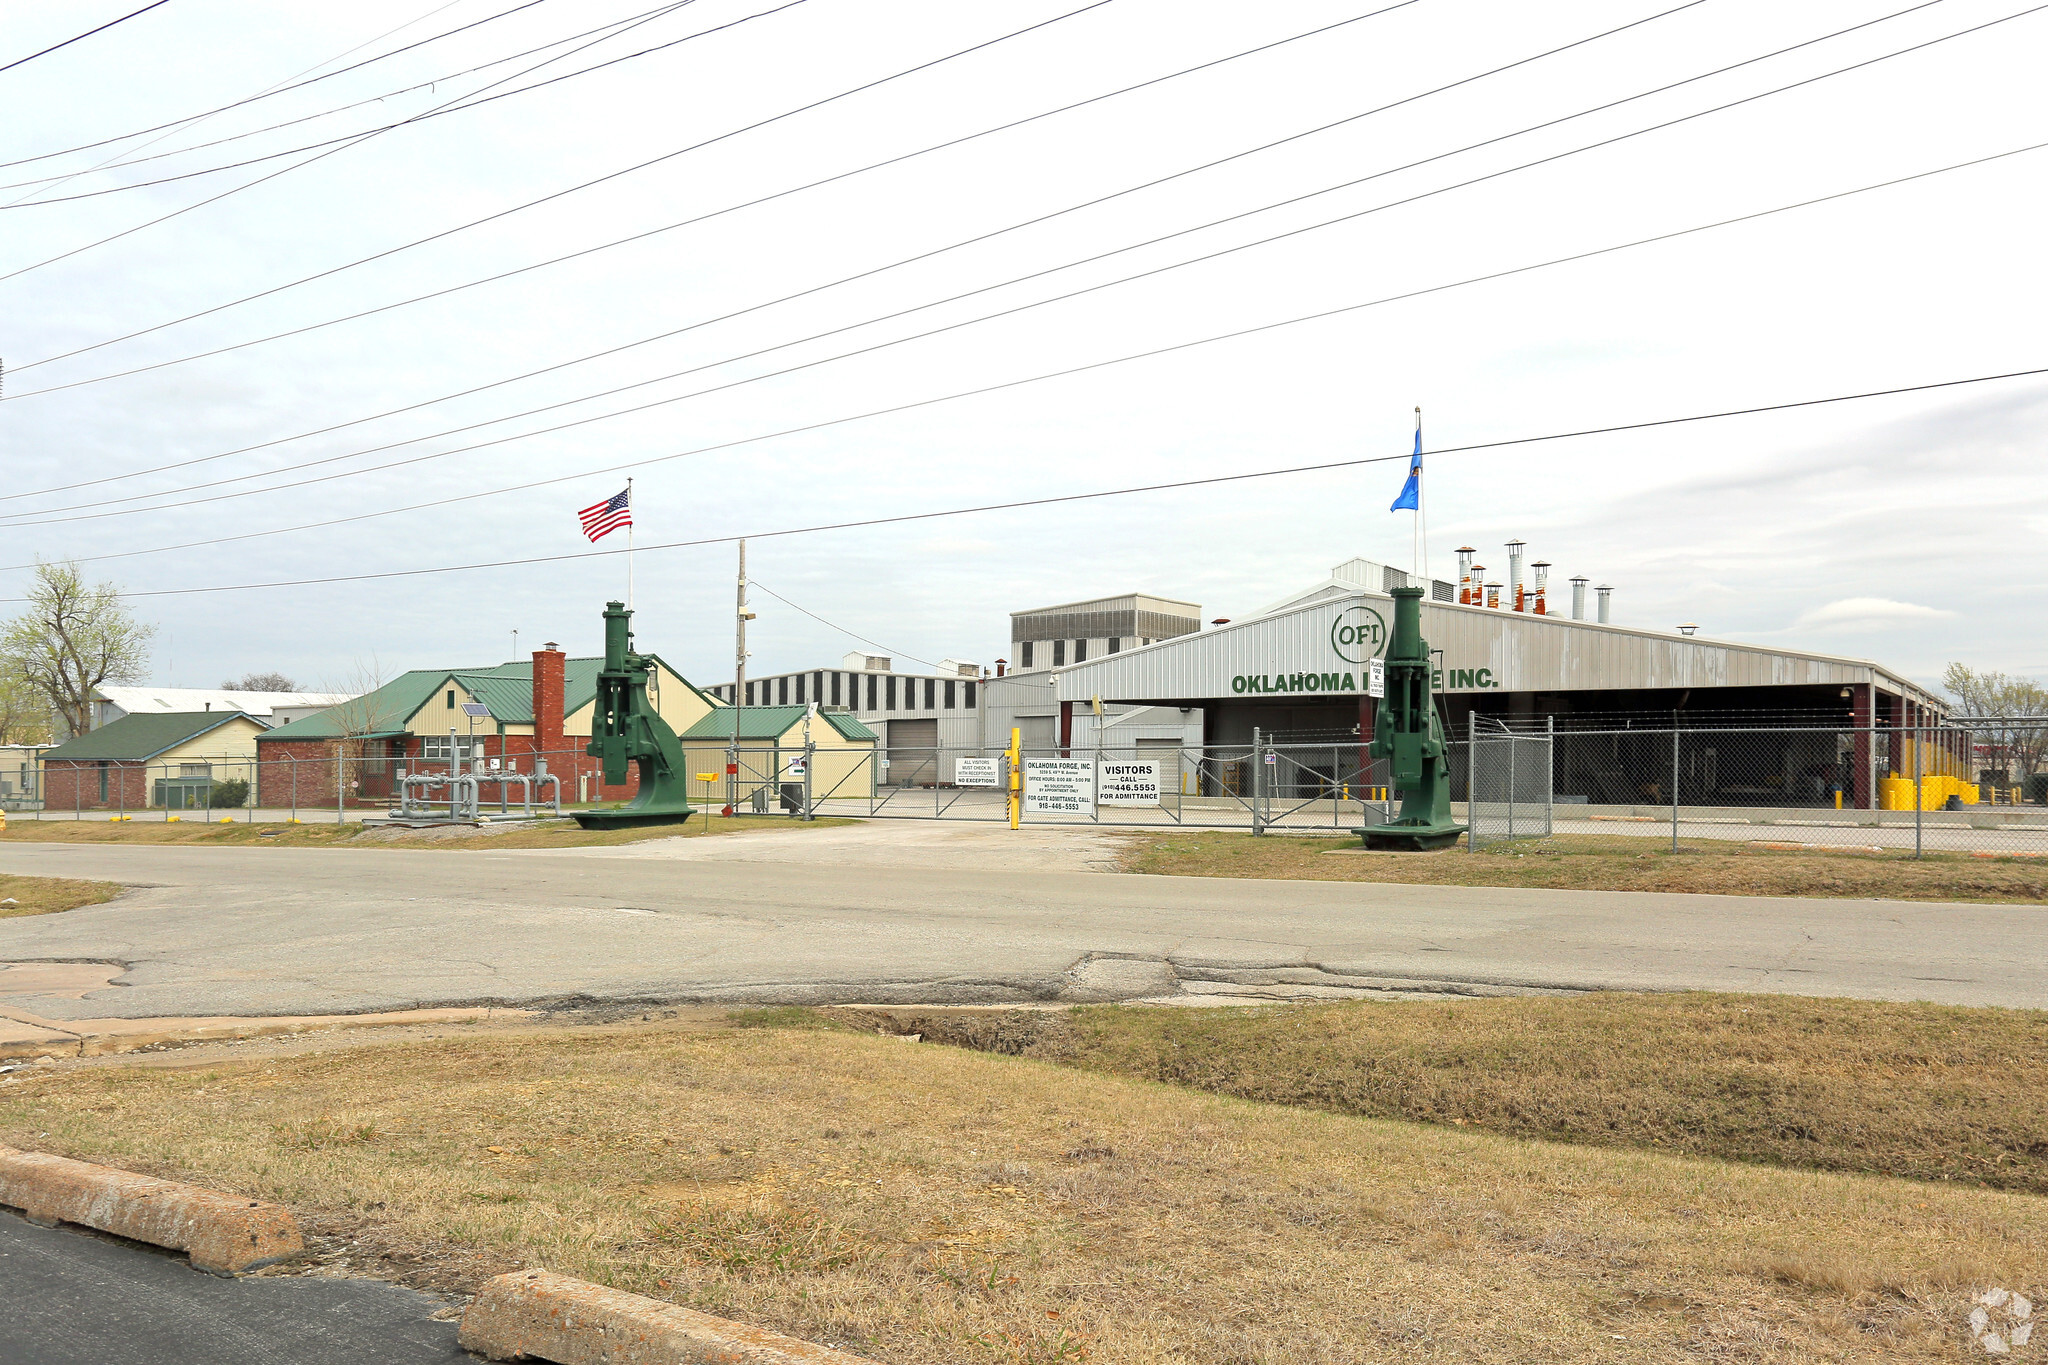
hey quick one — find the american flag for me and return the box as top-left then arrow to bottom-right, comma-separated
577,486 -> 632,542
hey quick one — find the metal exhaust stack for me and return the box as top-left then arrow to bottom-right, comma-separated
1506,540 -> 1526,611
1596,584 -> 1613,624
1485,581 -> 1502,610
1456,547 -> 1476,604
1570,575 -> 1589,620
1531,561 -> 1551,615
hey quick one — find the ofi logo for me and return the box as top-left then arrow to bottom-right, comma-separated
1330,606 -> 1387,664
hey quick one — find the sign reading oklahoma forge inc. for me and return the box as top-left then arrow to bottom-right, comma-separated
1227,601 -> 1500,694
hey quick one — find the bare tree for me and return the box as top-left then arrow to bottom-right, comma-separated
1943,662 -> 2048,781
222,670 -> 299,692
320,657 -> 391,805
0,562 -> 154,738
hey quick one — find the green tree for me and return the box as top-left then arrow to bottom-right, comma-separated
0,666 -> 51,745
0,562 -> 155,739
1942,663 -> 2048,781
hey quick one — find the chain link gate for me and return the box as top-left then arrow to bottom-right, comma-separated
1467,723 -> 1553,847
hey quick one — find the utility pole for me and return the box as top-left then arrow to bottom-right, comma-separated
730,539 -> 750,817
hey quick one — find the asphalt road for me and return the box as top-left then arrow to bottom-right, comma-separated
0,827 -> 2041,1018
0,1209 -> 469,1365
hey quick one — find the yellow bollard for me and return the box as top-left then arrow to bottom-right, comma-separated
1007,727 -> 1022,831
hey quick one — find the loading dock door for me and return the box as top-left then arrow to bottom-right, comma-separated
887,718 -> 939,786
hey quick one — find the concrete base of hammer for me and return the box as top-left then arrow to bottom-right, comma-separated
0,1144 -> 303,1275
461,1269 -> 879,1364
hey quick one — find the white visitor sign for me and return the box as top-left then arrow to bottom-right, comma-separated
1368,658 -> 1386,698
953,756 -> 999,787
1096,759 -> 1161,806
1023,758 -> 1095,814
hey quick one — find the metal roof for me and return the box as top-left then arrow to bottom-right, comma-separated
95,686 -> 354,718
257,653 -> 718,741
1048,591 -> 1946,711
679,706 -> 878,742
40,711 -> 260,762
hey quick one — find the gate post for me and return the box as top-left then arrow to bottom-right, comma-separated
1546,716 -> 1555,835
1466,713 -> 1476,852
1251,726 -> 1265,836
1670,720 -> 1681,854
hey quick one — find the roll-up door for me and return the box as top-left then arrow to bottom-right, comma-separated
887,718 -> 939,786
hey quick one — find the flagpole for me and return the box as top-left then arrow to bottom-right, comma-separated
626,477 -> 635,610
1414,406 -> 1426,582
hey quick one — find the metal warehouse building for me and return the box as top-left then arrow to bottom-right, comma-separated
1043,554 -> 1947,810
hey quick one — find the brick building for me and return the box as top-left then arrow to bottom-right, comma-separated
39,711 -> 269,812
255,644 -> 719,809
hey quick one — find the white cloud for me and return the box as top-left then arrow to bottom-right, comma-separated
1792,598 -> 1958,632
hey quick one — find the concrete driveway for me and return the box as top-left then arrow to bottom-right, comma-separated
0,822 -> 2039,1021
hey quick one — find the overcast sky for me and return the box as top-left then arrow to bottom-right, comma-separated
2,0 -> 2042,696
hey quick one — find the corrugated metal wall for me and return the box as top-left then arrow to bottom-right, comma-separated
1050,594 -> 1936,706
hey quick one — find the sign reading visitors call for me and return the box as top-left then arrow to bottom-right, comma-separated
1096,759 -> 1161,806
1368,658 -> 1385,698
1023,758 -> 1095,814
953,757 -> 999,787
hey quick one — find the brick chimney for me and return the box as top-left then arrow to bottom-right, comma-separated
533,642 -> 565,758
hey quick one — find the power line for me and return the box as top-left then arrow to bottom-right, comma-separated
0,0 -> 1119,334
0,0 -> 1429,425
8,363 -> 2042,604
5,3 -> 2012,527
1,0 -> 482,211
0,0 -> 172,77
0,1 -> 701,192
0,0 -> 554,171
9,135 -> 2043,571
0,0 -> 730,284
749,582 -> 941,670
4,0 -> 813,208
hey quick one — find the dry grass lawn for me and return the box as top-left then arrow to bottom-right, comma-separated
2,1021 -> 2043,1362
0,812 -> 852,851
1116,830 -> 2048,903
0,872 -> 124,918
837,994 -> 2048,1196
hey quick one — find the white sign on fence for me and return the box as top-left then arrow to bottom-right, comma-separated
1367,658 -> 1385,698
1096,759 -> 1161,806
953,757 -> 999,787
1023,758 -> 1095,814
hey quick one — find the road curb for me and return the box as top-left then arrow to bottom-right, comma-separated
460,1268 -> 881,1364
0,1144 -> 302,1275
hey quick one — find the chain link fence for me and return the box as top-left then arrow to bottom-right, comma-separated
10,720 -> 2045,857
1483,716 -> 2048,859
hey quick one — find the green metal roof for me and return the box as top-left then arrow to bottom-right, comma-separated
40,711 -> 257,762
257,653 -> 720,741
678,706 -> 877,742
256,670 -> 461,741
